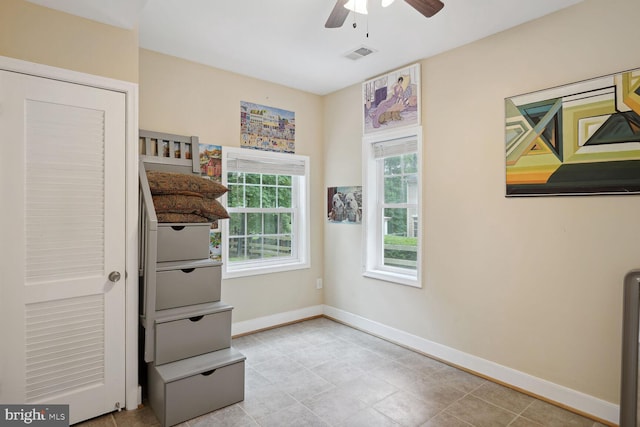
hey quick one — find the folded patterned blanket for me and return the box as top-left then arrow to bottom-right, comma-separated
156,213 -> 211,223
146,170 -> 228,199
145,170 -> 230,223
152,194 -> 230,222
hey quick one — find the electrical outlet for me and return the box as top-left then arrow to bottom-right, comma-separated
316,278 -> 323,289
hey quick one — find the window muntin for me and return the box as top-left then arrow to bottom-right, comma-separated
227,172 -> 294,263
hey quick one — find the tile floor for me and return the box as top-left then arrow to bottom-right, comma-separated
77,317 -> 608,427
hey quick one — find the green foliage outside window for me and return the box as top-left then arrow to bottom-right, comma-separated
227,172 -> 294,262
382,153 -> 418,270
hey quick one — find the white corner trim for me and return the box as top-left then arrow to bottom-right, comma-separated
322,305 -> 619,425
232,305 -> 323,336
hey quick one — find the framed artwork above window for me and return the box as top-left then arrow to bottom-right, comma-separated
363,63 -> 421,135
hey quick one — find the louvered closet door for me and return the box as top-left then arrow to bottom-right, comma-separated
0,70 -> 126,424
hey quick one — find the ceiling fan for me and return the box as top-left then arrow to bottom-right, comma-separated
325,0 -> 444,28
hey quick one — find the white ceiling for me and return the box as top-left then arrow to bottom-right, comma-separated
27,0 -> 583,95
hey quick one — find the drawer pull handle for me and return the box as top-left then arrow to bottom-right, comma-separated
181,268 -> 195,273
189,315 -> 204,322
201,369 -> 216,376
171,225 -> 185,231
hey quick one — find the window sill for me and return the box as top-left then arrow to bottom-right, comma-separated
223,260 -> 310,279
363,269 -> 421,288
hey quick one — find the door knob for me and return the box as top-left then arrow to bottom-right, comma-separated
108,271 -> 122,283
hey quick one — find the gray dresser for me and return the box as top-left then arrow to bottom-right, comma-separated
137,130 -> 245,427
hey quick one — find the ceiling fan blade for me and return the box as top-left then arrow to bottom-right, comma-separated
325,0 -> 350,28
404,0 -> 444,18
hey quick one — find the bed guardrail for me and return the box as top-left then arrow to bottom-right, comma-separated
139,129 -> 200,173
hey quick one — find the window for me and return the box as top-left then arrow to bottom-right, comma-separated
222,147 -> 310,278
363,128 -> 422,287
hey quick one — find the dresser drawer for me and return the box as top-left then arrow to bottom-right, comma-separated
157,223 -> 210,262
156,262 -> 221,310
148,348 -> 245,427
155,303 -> 232,365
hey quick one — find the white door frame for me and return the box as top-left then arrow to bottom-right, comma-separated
0,55 -> 139,411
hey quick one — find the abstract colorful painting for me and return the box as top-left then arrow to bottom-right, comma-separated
363,63 -> 420,134
240,101 -> 295,153
327,186 -> 362,224
505,68 -> 640,196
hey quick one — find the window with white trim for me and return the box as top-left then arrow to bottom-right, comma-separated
363,128 -> 422,287
222,147 -> 310,278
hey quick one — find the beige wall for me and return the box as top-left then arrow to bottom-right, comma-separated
139,49 -> 325,322
0,0 -> 138,83
324,0 -> 640,405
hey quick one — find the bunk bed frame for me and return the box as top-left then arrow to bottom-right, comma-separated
139,130 -> 245,426
138,129 -> 201,362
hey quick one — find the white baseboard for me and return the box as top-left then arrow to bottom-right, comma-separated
323,304 -> 619,425
232,305 -> 323,336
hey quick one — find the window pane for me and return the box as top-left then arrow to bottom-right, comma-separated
228,184 -> 244,207
278,236 -> 292,256
384,207 -> 407,236
245,185 -> 261,207
248,236 -> 263,259
280,213 -> 292,234
404,153 -> 418,174
229,237 -> 248,261
246,173 -> 261,184
384,176 -> 406,203
278,175 -> 292,186
383,208 -> 417,270
278,187 -> 292,208
263,186 -> 277,208
263,238 -> 279,258
247,213 -> 262,235
384,156 -> 401,175
264,213 -> 278,234
262,174 -> 276,185
229,213 -> 245,236
227,171 -> 240,184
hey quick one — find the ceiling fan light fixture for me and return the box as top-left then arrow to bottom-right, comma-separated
381,0 -> 395,7
344,0 -> 368,15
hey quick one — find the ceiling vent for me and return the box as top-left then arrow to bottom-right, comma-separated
344,46 -> 376,60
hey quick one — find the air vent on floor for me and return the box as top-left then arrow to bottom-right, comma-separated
344,46 -> 376,60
